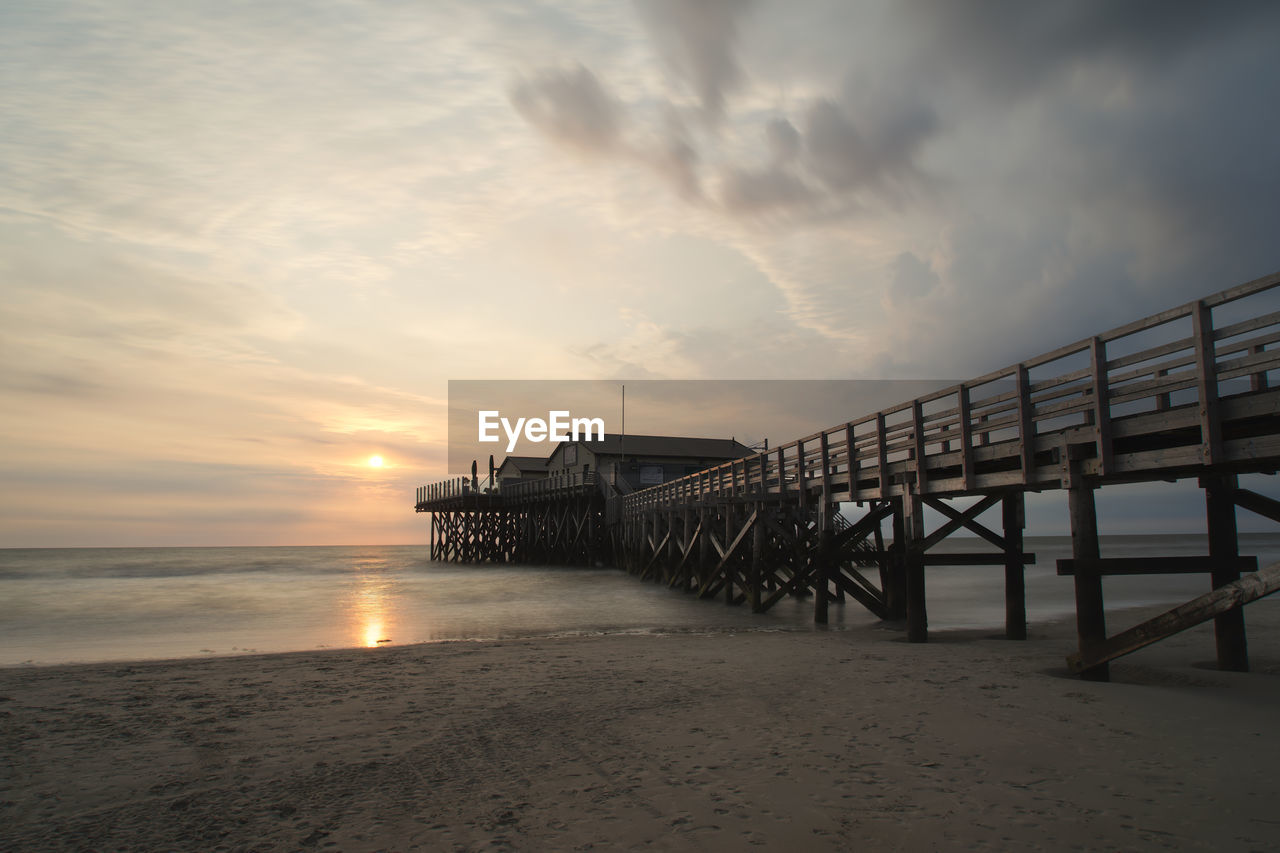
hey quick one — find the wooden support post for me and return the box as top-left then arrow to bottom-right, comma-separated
1068,475 -> 1109,681
724,505 -> 735,603
873,504 -> 891,613
885,500 -> 906,619
1003,492 -> 1027,640
815,433 -> 833,624
903,492 -> 927,642
1203,474 -> 1248,671
1089,337 -> 1113,476
875,413 -> 889,498
796,439 -> 807,512
1250,344 -> 1270,392
750,503 -> 764,612
845,423 -> 859,501
911,401 -> 927,494
814,523 -> 831,624
1015,364 -> 1034,483
1192,300 -> 1223,465
698,507 -> 711,593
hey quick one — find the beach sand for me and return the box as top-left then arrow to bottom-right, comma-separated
3,604 -> 1280,852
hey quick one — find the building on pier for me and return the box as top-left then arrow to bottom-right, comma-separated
495,455 -> 550,488
415,433 -> 753,566
546,433 -> 753,491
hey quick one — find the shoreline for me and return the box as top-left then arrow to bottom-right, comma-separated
3,604 -> 1279,851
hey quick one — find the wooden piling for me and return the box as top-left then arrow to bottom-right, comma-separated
1003,492 -> 1027,640
903,493 -> 927,643
1203,473 -> 1248,671
1068,474 -> 1109,681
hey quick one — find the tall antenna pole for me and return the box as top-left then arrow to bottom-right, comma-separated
620,384 -> 626,461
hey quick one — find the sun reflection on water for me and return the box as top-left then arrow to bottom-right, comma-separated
352,567 -> 392,649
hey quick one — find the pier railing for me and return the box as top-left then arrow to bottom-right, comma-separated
502,469 -> 596,503
416,469 -> 597,508
624,270 -> 1280,517
416,477 -> 492,505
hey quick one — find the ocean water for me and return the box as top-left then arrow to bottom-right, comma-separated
2,535 -> 1278,667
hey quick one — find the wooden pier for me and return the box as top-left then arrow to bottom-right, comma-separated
417,470 -> 609,566
419,271 -> 1280,679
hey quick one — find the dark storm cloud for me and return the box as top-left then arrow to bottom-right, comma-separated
509,0 -> 1279,378
898,0 -> 1280,102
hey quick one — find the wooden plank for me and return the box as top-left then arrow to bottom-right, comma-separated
1200,268 -> 1280,309
1212,326 -> 1280,360
1234,488 -> 1280,523
1107,351 -> 1196,388
1057,555 -> 1258,576
1217,345 -> 1280,382
1213,308 -> 1280,342
1106,335 -> 1195,372
925,552 -> 1036,566
1067,560 -> 1280,673
1029,365 -> 1093,395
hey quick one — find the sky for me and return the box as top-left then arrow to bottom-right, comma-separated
2,0 -> 1279,547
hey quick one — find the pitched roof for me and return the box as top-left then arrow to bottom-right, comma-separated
496,455 -> 551,473
552,433 -> 753,460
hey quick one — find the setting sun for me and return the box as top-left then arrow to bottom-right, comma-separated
368,455 -> 384,468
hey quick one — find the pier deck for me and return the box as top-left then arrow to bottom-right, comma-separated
420,271 -> 1280,678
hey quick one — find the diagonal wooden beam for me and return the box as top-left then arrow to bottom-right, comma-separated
832,501 -> 894,549
923,495 -> 1004,551
1234,488 -> 1280,523
759,560 -> 816,612
1067,560 -> 1280,673
669,517 -> 705,584
707,528 -> 728,560
641,529 -> 671,577
698,510 -> 758,598
832,570 -> 887,619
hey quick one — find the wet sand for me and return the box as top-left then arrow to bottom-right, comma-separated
3,604 -> 1280,851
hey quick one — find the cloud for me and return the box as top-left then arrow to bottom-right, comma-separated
897,0 -> 1280,104
634,0 -> 753,119
884,251 -> 939,308
719,97 -> 938,217
510,64 -> 623,155
511,0 -> 1280,369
